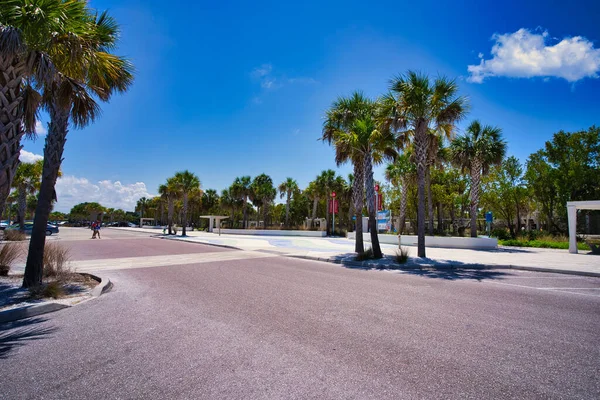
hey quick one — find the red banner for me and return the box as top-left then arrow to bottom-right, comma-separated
377,193 -> 383,211
329,199 -> 339,214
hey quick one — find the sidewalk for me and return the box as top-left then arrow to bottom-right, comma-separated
113,227 -> 600,277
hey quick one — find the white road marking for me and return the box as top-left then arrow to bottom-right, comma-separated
484,280 -> 600,297
72,251 -> 278,272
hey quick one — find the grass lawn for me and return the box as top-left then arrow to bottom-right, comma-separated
499,239 -> 590,251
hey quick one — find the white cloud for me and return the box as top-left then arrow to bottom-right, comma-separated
35,120 -> 47,135
468,28 -> 600,83
20,150 -> 43,163
250,63 -> 316,93
54,175 -> 154,212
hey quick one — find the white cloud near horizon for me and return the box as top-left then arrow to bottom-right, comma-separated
19,150 -> 43,163
55,176 -> 154,212
468,28 -> 600,83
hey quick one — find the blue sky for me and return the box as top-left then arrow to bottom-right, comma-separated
23,0 -> 600,212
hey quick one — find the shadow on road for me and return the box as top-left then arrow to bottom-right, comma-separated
0,317 -> 57,359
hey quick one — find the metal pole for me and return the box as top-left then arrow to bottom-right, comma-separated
333,206 -> 335,236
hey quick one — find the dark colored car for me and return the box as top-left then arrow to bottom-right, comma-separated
6,223 -> 59,235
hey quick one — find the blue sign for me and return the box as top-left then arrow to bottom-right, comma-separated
485,212 -> 493,223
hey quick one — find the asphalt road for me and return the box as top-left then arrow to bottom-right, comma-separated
2,228 -> 599,399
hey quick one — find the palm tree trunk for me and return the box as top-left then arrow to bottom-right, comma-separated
168,197 -> 174,234
18,185 -> 27,231
0,56 -> 27,220
242,195 -> 248,228
415,122 -> 427,257
285,192 -> 290,228
437,202 -> 443,234
160,202 -> 164,225
352,161 -> 365,253
311,197 -> 318,220
23,104 -> 68,288
470,159 -> 482,238
364,153 -> 382,258
182,192 -> 188,236
262,199 -> 269,228
426,167 -> 434,235
400,177 -> 408,235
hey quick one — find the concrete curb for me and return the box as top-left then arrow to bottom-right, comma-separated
0,273 -> 112,324
288,255 -> 600,277
159,234 -> 244,251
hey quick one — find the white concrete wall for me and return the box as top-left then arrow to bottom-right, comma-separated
215,229 -> 327,237
347,232 -> 498,249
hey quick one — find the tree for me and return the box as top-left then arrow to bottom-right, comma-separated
450,120 -> 506,237
23,9 -> 134,288
385,151 -> 415,234
316,170 -> 337,235
69,202 -> 106,221
251,174 -> 276,228
482,156 -> 527,237
231,176 -> 252,228
278,177 -> 298,228
12,159 -> 42,230
304,180 -> 320,226
323,91 -> 397,257
159,180 -> 179,234
381,72 -> 467,257
524,126 -> 600,232
172,170 -> 200,236
0,0 -> 94,219
136,197 -> 149,219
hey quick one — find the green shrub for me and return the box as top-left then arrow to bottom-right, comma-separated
0,242 -> 23,276
4,230 -> 26,241
491,228 -> 511,240
356,247 -> 374,261
29,281 -> 65,299
499,239 -> 590,251
43,242 -> 72,279
395,246 -> 409,264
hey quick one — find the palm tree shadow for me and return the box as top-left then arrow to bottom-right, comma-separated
333,253 -> 512,281
0,317 -> 57,359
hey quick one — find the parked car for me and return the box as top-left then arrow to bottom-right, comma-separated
6,223 -> 59,235
0,220 -> 9,230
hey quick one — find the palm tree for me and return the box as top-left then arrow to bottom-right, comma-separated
172,170 -> 201,236
136,197 -> 149,219
323,92 -> 397,257
159,181 -> 178,234
316,170 -> 337,235
12,159 -> 42,231
0,0 -> 93,218
23,10 -> 134,288
304,180 -> 320,227
231,176 -> 252,228
385,151 -> 416,234
278,177 -> 298,228
251,174 -> 276,228
450,120 -> 506,237
381,71 -> 468,257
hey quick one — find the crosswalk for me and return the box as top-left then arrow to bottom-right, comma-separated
72,250 -> 278,272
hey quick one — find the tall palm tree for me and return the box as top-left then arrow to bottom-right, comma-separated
304,180 -> 320,227
385,151 -> 416,235
159,181 -> 178,234
316,170 -> 337,235
381,71 -> 467,257
0,0 -> 93,219
136,197 -> 149,219
23,10 -> 134,288
12,159 -> 42,230
251,174 -> 276,228
449,120 -> 506,237
172,170 -> 201,236
231,176 -> 252,228
323,91 -> 398,257
278,177 -> 298,228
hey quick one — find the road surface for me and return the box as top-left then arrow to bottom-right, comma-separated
2,228 -> 599,399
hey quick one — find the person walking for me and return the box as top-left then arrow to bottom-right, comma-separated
94,219 -> 102,239
90,221 -> 97,239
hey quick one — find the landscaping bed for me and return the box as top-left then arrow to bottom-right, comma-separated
499,239 -> 590,251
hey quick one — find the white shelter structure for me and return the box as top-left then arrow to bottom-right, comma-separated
567,201 -> 600,253
200,216 -> 229,233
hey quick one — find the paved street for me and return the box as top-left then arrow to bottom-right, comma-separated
2,228 -> 600,399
